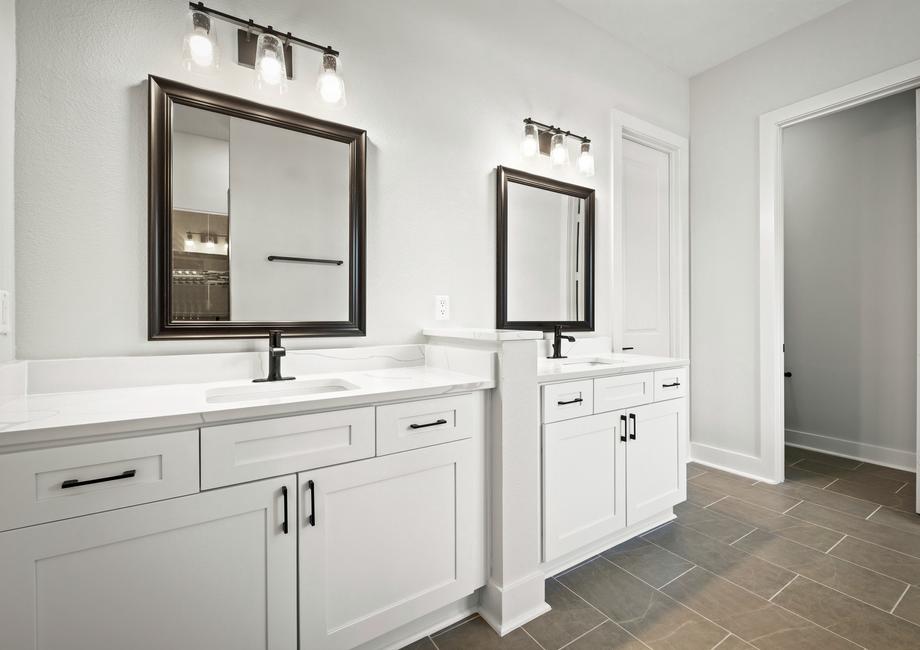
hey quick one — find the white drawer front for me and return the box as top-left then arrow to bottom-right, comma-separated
594,373 -> 653,413
376,394 -> 475,455
0,430 -> 199,532
201,407 -> 375,489
654,367 -> 688,402
543,380 -> 595,424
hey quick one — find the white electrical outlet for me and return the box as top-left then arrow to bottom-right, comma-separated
435,295 -> 450,321
0,290 -> 9,336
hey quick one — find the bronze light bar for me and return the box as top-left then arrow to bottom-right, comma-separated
523,117 -> 591,144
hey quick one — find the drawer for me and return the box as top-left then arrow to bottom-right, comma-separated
0,430 -> 199,532
376,393 -> 475,455
201,407 -> 375,489
543,380 -> 594,424
654,367 -> 688,401
594,373 -> 653,413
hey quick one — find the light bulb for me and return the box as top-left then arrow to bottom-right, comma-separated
182,12 -> 219,72
317,53 -> 346,106
577,141 -> 595,177
206,236 -> 215,249
550,133 -> 569,168
520,122 -> 539,158
185,232 -> 194,248
255,32 -> 288,92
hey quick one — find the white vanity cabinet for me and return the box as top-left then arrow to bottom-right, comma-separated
299,439 -> 481,649
0,475 -> 298,650
541,368 -> 688,562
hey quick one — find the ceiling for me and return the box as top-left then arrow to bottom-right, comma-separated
554,0 -> 854,76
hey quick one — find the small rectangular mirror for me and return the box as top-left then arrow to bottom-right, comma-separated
149,76 -> 366,339
496,166 -> 595,331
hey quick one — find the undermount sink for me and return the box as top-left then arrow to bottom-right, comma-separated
541,357 -> 627,373
205,378 -> 360,404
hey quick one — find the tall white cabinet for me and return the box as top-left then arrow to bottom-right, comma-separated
542,367 -> 688,563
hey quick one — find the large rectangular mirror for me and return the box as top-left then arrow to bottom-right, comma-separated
496,166 -> 595,331
149,76 -> 365,339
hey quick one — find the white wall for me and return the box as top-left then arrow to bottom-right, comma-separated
690,0 -> 920,467
171,131 -> 229,214
0,0 -> 13,363
783,92 -> 917,458
14,0 -> 687,359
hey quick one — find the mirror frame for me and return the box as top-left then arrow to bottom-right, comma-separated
496,166 -> 595,332
148,75 -> 366,340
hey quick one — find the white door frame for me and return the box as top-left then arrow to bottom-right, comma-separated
759,59 -> 920,484
610,109 -> 690,359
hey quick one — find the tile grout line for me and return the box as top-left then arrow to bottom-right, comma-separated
865,505 -> 883,520
768,574 -> 799,602
552,576 -> 653,650
553,554 -> 600,579
824,534 -> 847,555
557,620 -> 608,650
429,614 -> 478,639
781,499 -> 804,515
520,625 -> 547,650
428,634 -> 441,650
658,565 -> 697,590
789,458 -> 805,467
890,583 -> 911,614
703,495 -> 728,509
822,477 -> 839,490
729,527 -> 758,546
639,533 -> 876,648
711,632 -> 732,649
894,481 -> 909,494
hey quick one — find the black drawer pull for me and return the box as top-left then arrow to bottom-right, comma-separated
281,485 -> 289,535
307,480 -> 316,527
629,413 -> 637,440
662,381 -> 681,388
557,397 -> 584,406
409,418 -> 448,429
622,347 -> 635,351
61,469 -> 136,489
620,414 -> 627,442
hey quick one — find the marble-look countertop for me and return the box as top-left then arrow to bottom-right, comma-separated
538,353 -> 689,383
0,365 -> 494,449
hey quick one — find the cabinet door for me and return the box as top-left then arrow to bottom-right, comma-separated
543,411 -> 627,561
299,440 -> 479,650
626,398 -> 687,524
0,477 -> 297,650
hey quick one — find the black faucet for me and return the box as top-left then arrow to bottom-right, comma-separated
548,325 -> 575,359
254,330 -> 295,383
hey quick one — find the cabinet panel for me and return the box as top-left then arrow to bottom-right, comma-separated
626,398 -> 687,524
0,477 -> 297,650
543,379 -> 595,423
0,430 -> 199,532
594,372 -> 653,413
653,367 -> 687,402
543,411 -> 626,561
299,440 -> 479,649
200,407 -> 375,488
376,393 -> 475,455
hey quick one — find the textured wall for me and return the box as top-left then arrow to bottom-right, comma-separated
14,0 -> 688,359
690,0 -> 920,464
0,0 -> 13,362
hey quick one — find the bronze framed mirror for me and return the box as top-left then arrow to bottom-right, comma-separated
148,76 -> 366,340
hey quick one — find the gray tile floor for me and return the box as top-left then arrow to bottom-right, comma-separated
404,447 -> 920,649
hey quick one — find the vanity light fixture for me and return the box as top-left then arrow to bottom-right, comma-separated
185,2 -> 347,104
520,118 -> 594,177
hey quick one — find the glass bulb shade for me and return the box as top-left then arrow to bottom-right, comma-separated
577,141 -> 595,177
520,123 -> 539,158
182,12 -> 219,72
255,33 -> 288,92
317,53 -> 346,106
550,133 -> 569,167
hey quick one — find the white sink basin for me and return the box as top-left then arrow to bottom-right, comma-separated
205,378 -> 359,404
540,356 -> 629,373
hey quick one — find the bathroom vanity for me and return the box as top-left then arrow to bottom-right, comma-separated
0,348 -> 492,650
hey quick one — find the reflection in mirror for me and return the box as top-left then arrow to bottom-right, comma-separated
170,104 -> 350,323
496,166 -> 595,332
506,183 -> 585,322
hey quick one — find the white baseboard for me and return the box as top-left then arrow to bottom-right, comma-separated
478,571 -> 549,637
785,428 -> 916,472
689,442 -> 777,483
372,595 -> 479,650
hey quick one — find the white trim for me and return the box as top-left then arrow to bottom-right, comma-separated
759,59 -> 920,483
915,89 -> 920,514
785,431 -> 916,472
477,571 -> 549,637
689,442 -> 778,483
610,109 -> 690,359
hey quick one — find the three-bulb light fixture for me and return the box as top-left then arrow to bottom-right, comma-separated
182,2 -> 346,106
520,118 -> 594,178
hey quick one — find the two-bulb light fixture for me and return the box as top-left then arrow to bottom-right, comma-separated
520,118 -> 594,178
182,2 -> 346,106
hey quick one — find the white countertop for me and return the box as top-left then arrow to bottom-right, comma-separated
0,365 -> 493,449
422,328 -> 544,341
538,353 -> 688,383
